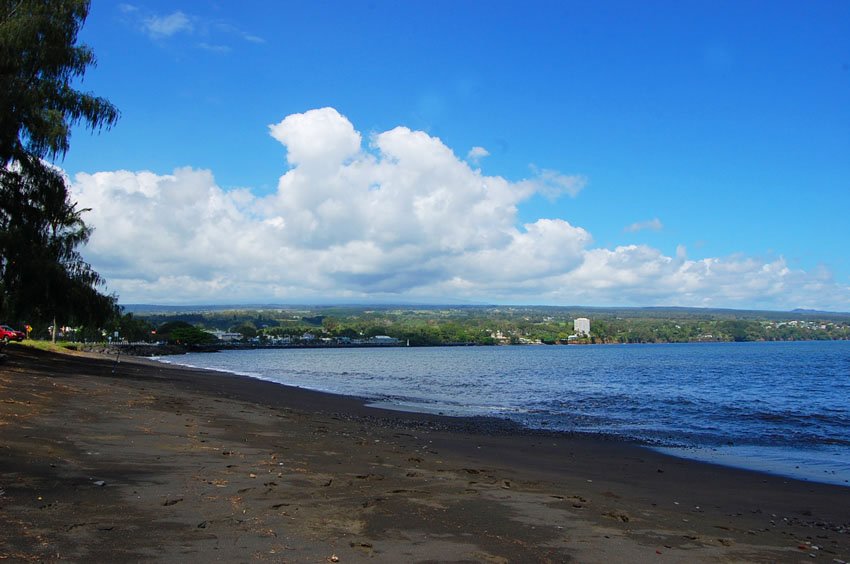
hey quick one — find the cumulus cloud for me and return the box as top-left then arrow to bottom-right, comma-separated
70,108 -> 850,310
624,218 -> 664,233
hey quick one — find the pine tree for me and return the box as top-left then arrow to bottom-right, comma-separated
0,0 -> 118,330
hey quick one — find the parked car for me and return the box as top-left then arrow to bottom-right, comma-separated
0,325 -> 25,342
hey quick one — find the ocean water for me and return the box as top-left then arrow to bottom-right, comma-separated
157,341 -> 850,486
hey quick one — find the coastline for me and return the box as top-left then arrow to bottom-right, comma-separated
2,345 -> 848,562
94,336 -> 850,358
157,341 -> 850,489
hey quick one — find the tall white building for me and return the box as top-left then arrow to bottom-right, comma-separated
574,317 -> 591,336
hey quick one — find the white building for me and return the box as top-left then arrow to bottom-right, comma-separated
574,317 -> 591,336
370,335 -> 399,345
207,330 -> 242,342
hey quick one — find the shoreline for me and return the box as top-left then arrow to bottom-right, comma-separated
82,336 -> 850,358
2,345 -> 849,561
156,344 -> 850,489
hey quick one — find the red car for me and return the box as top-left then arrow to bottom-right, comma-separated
0,325 -> 25,342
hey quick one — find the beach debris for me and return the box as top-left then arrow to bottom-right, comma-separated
355,473 -> 384,481
603,510 -> 630,523
328,554 -> 339,562
350,541 -> 373,549
717,538 -> 733,547
92,480 -> 106,487
162,497 -> 183,506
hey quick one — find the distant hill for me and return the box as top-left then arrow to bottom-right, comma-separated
120,303 -> 850,321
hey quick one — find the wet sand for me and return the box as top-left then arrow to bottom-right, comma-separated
1,345 -> 848,562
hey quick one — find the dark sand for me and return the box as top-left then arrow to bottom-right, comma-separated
1,345 -> 848,562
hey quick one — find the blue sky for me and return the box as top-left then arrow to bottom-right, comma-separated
62,1 -> 850,310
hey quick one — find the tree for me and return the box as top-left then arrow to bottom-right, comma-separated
1,0 -> 118,330
230,322 -> 257,340
169,326 -> 218,347
105,312 -> 154,343
1,0 -> 118,166
156,321 -> 194,340
0,158 -> 116,329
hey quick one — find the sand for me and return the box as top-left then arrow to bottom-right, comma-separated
1,345 -> 848,562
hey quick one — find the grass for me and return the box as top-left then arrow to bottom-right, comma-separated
11,339 -> 87,353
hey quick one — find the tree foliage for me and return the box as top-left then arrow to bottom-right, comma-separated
0,0 -> 118,166
0,0 -> 118,329
168,326 -> 218,347
129,306 -> 850,347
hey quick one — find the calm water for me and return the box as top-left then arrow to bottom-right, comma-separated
157,341 -> 850,486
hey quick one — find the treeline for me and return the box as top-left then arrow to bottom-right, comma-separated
1,1 -> 119,336
112,306 -> 850,347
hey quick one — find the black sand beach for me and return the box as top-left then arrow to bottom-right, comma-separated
1,345 -> 848,562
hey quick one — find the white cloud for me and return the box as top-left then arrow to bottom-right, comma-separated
269,108 -> 361,168
143,11 -> 192,38
467,146 -> 490,164
197,42 -> 231,54
624,218 -> 664,233
70,108 -> 850,310
127,8 -> 264,48
527,166 -> 586,199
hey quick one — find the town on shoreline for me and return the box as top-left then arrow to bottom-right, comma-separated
26,304 -> 849,354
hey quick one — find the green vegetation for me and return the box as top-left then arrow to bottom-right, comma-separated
122,305 -> 850,347
13,339 -> 83,353
0,0 -> 119,335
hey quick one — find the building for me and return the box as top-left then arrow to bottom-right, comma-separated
207,330 -> 243,342
574,317 -> 591,337
370,335 -> 399,345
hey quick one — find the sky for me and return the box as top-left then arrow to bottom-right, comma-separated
59,1 -> 850,310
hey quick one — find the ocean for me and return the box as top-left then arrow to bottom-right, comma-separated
156,340 -> 850,486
